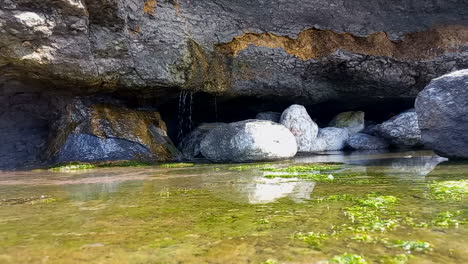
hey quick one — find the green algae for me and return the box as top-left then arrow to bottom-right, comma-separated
263,173 -> 334,182
429,180 -> 468,200
431,211 -> 467,227
2,152 -> 468,264
159,162 -> 195,168
49,160 -> 156,171
293,231 -> 331,248
261,259 -> 279,264
387,240 -> 432,253
261,163 -> 342,173
228,163 -> 273,171
330,253 -> 368,264
49,163 -> 97,171
378,254 -> 412,264
358,195 -> 398,208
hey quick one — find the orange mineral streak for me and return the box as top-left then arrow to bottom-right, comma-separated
217,25 -> 468,60
143,0 -> 157,15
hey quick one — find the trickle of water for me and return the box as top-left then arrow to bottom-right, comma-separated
177,90 -> 193,141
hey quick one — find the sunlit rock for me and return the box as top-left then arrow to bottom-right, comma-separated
280,105 -> 318,152
200,120 -> 297,162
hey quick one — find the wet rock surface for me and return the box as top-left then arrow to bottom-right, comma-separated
416,70 -> 468,159
200,120 -> 297,162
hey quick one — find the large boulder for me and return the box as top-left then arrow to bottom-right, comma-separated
309,127 -> 349,152
377,109 -> 422,147
178,123 -> 226,160
328,111 -> 365,134
415,70 -> 468,159
200,120 -> 297,162
347,133 -> 389,150
47,99 -> 181,163
256,112 -> 281,123
280,105 -> 318,152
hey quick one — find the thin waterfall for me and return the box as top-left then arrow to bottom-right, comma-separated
177,90 -> 193,141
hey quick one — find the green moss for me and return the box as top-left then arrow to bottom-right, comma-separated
263,173 -> 334,182
261,163 -> 342,173
429,180 -> 468,200
387,240 -> 432,253
330,253 -> 368,264
159,163 -> 195,168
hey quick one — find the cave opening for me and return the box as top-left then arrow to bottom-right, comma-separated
0,78 -> 417,170
156,91 -> 416,146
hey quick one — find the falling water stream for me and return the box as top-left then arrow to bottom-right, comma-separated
177,90 -> 193,141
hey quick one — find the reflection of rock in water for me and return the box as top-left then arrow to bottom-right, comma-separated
245,177 -> 315,204
384,156 -> 447,177
353,155 -> 447,178
66,182 -> 122,201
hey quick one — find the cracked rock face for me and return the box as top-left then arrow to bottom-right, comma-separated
1,0 -> 468,103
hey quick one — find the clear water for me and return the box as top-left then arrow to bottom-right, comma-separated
1,150 -> 467,264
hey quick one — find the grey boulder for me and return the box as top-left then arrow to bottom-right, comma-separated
256,112 -> 282,123
178,123 -> 226,160
280,105 -> 318,152
415,69 -> 468,159
347,133 -> 389,150
309,127 -> 349,152
200,120 -> 297,162
329,111 -> 365,134
377,109 -> 422,147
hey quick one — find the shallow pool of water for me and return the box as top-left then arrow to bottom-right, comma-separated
0,150 -> 467,264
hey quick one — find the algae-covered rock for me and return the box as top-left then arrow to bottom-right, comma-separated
47,99 -> 180,163
329,111 -> 365,134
